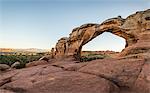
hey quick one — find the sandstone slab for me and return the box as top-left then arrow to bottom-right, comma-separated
79,58 -> 145,87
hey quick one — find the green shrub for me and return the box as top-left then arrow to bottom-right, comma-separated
80,54 -> 110,62
0,54 -> 43,69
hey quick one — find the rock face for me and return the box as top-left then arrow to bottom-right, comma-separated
53,9 -> 150,60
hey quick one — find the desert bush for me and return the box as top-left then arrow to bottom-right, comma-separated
80,54 -> 110,62
0,54 -> 43,68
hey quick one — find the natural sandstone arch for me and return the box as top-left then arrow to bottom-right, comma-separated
53,9 -> 150,60
54,17 -> 132,60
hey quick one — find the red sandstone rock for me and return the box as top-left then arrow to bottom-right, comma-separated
79,58 -> 145,88
27,71 -> 119,93
0,64 -> 119,93
0,89 -> 15,93
26,60 -> 48,67
0,65 -> 63,92
0,64 -> 10,71
133,63 -> 150,93
53,9 -> 150,60
51,61 -> 88,71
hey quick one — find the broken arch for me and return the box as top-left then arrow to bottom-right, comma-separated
54,16 -> 138,60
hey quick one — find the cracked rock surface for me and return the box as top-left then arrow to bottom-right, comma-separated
0,58 -> 149,93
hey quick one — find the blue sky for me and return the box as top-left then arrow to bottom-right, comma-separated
0,0 -> 150,51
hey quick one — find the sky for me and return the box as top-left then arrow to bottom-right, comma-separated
0,0 -> 150,51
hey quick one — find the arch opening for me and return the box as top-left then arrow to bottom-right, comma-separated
80,32 -> 126,62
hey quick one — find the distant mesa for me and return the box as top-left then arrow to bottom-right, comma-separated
0,48 -> 50,55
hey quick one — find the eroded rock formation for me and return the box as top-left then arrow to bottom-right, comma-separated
54,9 -> 150,60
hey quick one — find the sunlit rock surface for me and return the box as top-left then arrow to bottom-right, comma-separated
54,9 -> 150,60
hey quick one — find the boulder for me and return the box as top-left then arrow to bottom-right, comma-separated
0,64 -> 10,71
11,62 -> 20,69
39,55 -> 50,62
